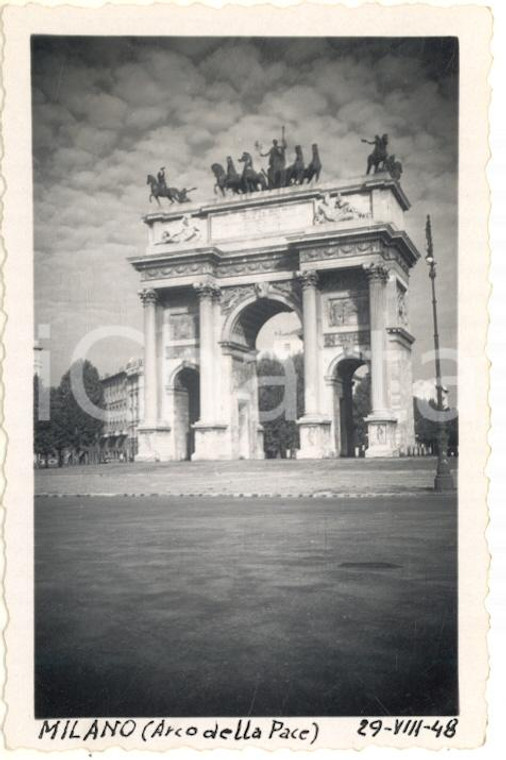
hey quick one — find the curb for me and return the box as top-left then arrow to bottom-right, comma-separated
35,490 -> 450,500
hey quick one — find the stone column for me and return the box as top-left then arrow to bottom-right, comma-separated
194,283 -> 219,422
300,270 -> 320,415
366,264 -> 389,414
192,282 -> 228,459
296,270 -> 331,459
364,263 -> 398,457
139,288 -> 158,425
136,288 -> 172,461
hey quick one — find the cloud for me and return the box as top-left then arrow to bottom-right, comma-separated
32,36 -> 458,382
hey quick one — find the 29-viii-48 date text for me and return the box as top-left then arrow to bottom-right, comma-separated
357,717 -> 458,739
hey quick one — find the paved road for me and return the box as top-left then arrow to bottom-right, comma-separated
35,494 -> 457,718
35,457 -> 458,497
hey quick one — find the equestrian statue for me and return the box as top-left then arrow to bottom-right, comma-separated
147,168 -> 196,206
361,134 -> 403,180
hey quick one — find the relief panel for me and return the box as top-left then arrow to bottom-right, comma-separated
327,294 -> 369,328
169,312 -> 198,342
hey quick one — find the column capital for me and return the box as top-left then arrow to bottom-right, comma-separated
297,270 -> 319,290
194,282 -> 221,301
138,288 -> 158,306
363,263 -> 390,282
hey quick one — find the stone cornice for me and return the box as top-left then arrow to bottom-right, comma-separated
219,340 -> 257,359
129,246 -> 221,269
386,326 -> 416,345
131,224 -> 419,288
292,224 -> 420,270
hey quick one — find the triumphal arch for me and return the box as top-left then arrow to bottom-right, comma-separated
130,174 -> 420,461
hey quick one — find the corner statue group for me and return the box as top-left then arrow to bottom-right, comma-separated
146,168 -> 196,206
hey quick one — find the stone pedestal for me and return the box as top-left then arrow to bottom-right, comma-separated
192,422 -> 229,460
297,415 -> 332,459
365,414 -> 398,458
137,425 -> 172,462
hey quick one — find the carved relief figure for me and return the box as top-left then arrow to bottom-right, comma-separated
160,215 -> 201,245
254,281 -> 271,299
314,193 -> 368,225
220,285 -> 257,315
314,193 -> 342,223
376,424 -> 386,444
327,295 -> 369,328
397,283 -> 409,326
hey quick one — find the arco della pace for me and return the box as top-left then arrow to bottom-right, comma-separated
130,174 -> 420,461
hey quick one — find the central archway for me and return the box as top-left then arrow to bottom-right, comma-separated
222,292 -> 303,459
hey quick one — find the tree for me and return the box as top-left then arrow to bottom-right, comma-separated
55,360 -> 104,463
257,352 -> 304,457
413,397 -> 459,454
33,375 -> 55,467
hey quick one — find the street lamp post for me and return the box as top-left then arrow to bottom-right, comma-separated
425,215 -> 455,492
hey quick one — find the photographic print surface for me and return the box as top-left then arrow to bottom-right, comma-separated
32,33 -> 459,719
2,2 -> 490,751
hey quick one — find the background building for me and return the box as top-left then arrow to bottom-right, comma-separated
100,359 -> 143,461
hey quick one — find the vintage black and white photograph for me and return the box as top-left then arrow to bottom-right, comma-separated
1,1 -> 492,751
31,32 -> 460,718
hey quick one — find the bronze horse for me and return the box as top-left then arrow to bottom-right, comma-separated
211,158 -> 243,196
303,144 -> 322,183
285,145 -> 305,185
238,152 -> 267,193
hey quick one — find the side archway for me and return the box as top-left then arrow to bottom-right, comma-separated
171,364 -> 200,460
327,352 -> 370,457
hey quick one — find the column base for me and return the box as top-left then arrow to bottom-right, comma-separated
296,415 -> 332,459
137,424 -> 172,462
192,422 -> 230,460
365,413 -> 398,458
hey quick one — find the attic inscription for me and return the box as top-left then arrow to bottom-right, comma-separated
324,331 -> 370,349
210,202 -> 313,241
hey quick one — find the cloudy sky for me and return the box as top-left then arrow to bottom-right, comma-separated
32,36 -> 458,390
